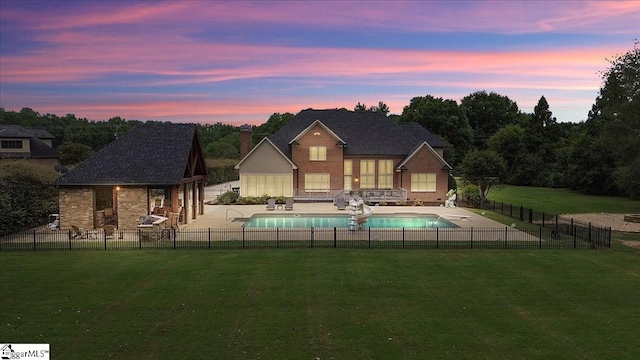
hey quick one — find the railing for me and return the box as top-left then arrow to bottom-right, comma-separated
457,195 -> 612,247
0,225 -> 610,252
225,208 -> 244,221
294,188 -> 408,202
343,189 -> 407,202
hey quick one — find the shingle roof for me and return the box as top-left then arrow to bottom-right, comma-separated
268,109 -> 444,158
55,123 -> 204,186
0,125 -> 60,159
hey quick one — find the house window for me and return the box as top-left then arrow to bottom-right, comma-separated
1,140 -> 22,149
378,160 -> 393,189
305,173 -> 330,191
344,160 -> 352,191
411,173 -> 436,192
360,160 -> 375,189
240,174 -> 292,197
309,146 -> 326,161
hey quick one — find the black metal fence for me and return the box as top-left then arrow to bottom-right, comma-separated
0,225 -> 611,252
457,196 -> 612,248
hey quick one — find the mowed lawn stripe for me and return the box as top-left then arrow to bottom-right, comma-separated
1,249 -> 639,359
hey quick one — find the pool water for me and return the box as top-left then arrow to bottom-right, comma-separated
243,214 -> 458,228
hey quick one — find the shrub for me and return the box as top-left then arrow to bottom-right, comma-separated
216,191 -> 239,204
396,199 -> 407,206
412,200 -> 424,206
378,200 -> 387,206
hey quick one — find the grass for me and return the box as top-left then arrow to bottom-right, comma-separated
2,249 -> 640,359
486,185 -> 640,215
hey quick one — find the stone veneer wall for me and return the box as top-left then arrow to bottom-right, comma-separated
59,187 -> 94,230
117,186 -> 149,229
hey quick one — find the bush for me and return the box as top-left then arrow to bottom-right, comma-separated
396,199 -> 407,206
412,200 -> 424,206
460,184 -> 482,207
216,191 -> 239,204
0,161 -> 59,235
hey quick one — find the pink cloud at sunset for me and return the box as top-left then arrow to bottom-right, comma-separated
1,0 -> 638,125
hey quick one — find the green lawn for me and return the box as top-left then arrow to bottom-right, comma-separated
486,185 -> 640,215
2,249 -> 639,359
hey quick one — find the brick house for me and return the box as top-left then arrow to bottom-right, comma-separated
54,123 -> 208,230
0,125 -> 59,167
235,109 -> 452,204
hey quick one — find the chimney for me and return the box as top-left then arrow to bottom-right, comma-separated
240,124 -> 252,158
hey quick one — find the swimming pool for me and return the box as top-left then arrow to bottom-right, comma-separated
243,214 -> 458,228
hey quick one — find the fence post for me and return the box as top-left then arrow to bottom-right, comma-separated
539,227 -> 542,248
608,227 -> 612,248
334,227 -> 337,248
69,230 -> 73,250
573,226 -> 577,247
173,229 -> 177,249
402,228 -> 405,249
528,209 -> 533,223
519,205 -> 524,221
311,227 -> 314,248
555,215 -> 558,231
570,218 -> 574,236
33,230 -> 37,251
588,222 -> 592,245
368,227 -> 371,248
277,228 -> 280,248
542,212 -> 545,228
509,204 -> 513,217
470,227 -> 473,249
242,227 -> 245,248
436,227 -> 439,248
504,227 -> 508,249
138,230 -> 142,250
208,228 -> 211,249
104,230 -> 107,250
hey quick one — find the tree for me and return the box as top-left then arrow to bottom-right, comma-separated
57,142 -> 94,166
354,101 -> 390,115
400,95 -> 474,165
569,42 -> 640,198
461,91 -> 521,148
459,150 -> 507,202
487,124 -> 525,181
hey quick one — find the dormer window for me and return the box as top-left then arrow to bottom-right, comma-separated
309,146 -> 326,161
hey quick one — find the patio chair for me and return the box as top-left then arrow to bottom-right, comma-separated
285,197 -> 294,211
266,198 -> 276,210
104,207 -> 116,225
335,197 -> 346,210
71,225 -> 97,239
71,225 -> 85,239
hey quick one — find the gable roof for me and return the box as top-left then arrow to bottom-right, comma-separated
289,119 -> 346,145
0,125 -> 59,159
234,137 -> 297,170
398,141 -> 452,170
266,109 -> 444,159
55,123 -> 207,186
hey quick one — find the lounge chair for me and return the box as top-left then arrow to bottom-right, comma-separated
285,197 -> 294,210
266,198 -> 276,210
335,197 -> 346,210
71,225 -> 96,239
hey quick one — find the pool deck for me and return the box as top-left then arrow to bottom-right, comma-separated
185,195 -> 505,231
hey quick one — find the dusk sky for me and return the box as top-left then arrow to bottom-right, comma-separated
1,0 -> 639,126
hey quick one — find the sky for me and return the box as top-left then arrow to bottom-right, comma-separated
1,1 -> 639,126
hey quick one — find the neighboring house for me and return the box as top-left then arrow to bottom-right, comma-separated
235,109 -> 452,204
55,123 -> 208,230
0,125 -> 59,167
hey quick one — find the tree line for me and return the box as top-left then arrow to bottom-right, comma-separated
1,44 -> 637,199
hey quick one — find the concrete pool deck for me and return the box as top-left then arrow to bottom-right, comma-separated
184,200 -> 506,230
181,182 -> 510,230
